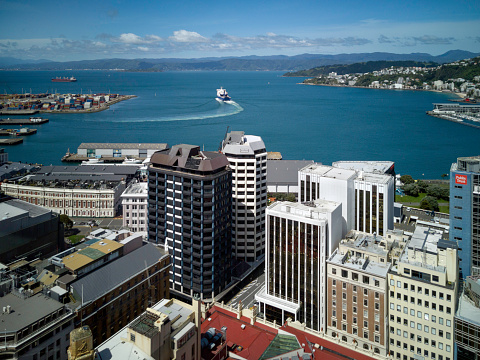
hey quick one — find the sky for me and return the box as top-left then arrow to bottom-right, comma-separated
0,0 -> 479,62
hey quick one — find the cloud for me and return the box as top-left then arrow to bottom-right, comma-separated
169,30 -> 208,43
378,35 -> 394,44
137,46 -> 149,52
412,35 -> 454,45
118,33 -> 144,44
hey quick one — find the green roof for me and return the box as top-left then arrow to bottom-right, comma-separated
259,334 -> 301,360
78,247 -> 105,260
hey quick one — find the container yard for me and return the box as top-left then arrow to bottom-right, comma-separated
0,93 -> 136,114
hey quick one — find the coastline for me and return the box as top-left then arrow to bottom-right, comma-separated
297,82 -> 467,99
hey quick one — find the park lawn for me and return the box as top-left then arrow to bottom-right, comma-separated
395,193 -> 427,204
439,206 -> 450,214
68,235 -> 85,244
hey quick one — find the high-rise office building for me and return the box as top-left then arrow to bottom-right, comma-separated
255,199 -> 343,331
298,163 -> 394,237
148,144 -> 233,301
450,155 -> 480,278
221,131 -> 267,263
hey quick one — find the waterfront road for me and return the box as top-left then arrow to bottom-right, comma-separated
227,272 -> 265,311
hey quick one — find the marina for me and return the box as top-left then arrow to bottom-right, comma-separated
426,103 -> 480,129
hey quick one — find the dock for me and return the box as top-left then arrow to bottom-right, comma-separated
0,118 -> 49,125
61,154 -> 138,163
0,128 -> 37,136
0,138 -> 23,145
0,109 -> 39,115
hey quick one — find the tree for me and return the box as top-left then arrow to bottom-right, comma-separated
426,184 -> 442,198
400,175 -> 414,185
420,196 -> 439,211
403,183 -> 419,197
416,180 -> 428,193
59,214 -> 73,230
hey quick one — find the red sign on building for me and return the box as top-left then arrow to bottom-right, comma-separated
455,174 -> 468,185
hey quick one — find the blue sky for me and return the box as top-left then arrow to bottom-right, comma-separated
0,0 -> 479,61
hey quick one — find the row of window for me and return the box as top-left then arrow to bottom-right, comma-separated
390,304 -> 452,318
390,280 -> 451,301
332,268 -> 381,287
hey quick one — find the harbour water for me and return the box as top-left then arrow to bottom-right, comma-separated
1,70 -> 479,179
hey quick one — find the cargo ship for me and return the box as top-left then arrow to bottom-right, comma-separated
52,76 -> 77,82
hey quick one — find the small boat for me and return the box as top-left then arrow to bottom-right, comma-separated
216,87 -> 232,103
81,158 -> 104,165
122,157 -> 142,164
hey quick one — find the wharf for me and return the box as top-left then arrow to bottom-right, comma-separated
61,154 -> 139,163
0,118 -> 49,125
0,109 -> 38,115
0,129 -> 36,136
0,138 -> 23,145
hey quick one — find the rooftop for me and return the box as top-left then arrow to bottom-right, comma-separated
328,248 -> 391,278
70,243 -> 168,305
78,143 -> 168,150
221,131 -> 266,155
269,199 -> 341,219
154,298 -> 193,331
121,181 -> 148,196
332,160 -> 394,174
267,160 -> 314,185
0,293 -> 65,332
299,163 -> 357,181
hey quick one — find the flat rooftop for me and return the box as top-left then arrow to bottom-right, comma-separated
456,293 -> 480,326
78,143 -> 168,150
121,182 -> 148,196
328,249 -> 391,278
332,161 -> 394,174
154,298 -> 193,331
269,199 -> 341,219
300,163 -> 357,181
267,160 -> 314,185
0,293 -> 64,332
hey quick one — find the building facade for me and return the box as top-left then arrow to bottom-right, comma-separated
255,200 -> 343,332
388,225 -> 458,360
148,145 -> 233,301
327,230 -> 406,357
450,155 -> 480,278
121,181 -> 148,232
455,275 -> 480,360
221,131 -> 267,263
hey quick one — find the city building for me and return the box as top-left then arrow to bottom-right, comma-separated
148,144 -> 233,301
267,159 -> 314,195
67,243 -> 171,346
450,155 -> 480,278
0,198 -> 64,264
332,161 -> 395,178
220,131 -> 267,263
0,162 -> 40,181
76,142 -> 168,160
299,163 -> 394,237
326,230 -> 407,357
455,275 -> 480,360
67,326 -> 95,360
0,148 -> 8,165
388,225 -> 458,360
96,297 -> 201,360
1,165 -> 138,218
0,292 -> 75,360
255,199 -> 343,332
121,181 -> 148,232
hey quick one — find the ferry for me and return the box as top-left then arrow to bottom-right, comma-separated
216,87 -> 232,103
52,76 -> 77,82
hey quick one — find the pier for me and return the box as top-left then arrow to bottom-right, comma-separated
0,138 -> 23,145
0,118 -> 49,125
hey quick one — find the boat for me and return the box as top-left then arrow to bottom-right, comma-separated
122,157 -> 142,164
81,158 -> 104,165
216,87 -> 232,103
52,76 -> 77,82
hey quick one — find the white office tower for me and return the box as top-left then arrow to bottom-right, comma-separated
298,164 -> 356,236
299,163 -> 394,237
255,200 -> 343,332
221,131 -> 267,263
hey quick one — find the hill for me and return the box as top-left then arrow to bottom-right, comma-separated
1,50 -> 479,72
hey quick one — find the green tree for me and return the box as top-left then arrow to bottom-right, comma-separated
403,183 -> 419,197
420,196 -> 439,211
426,184 -> 442,198
59,214 -> 73,229
400,175 -> 414,185
416,180 -> 428,193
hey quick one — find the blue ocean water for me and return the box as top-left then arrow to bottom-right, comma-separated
1,70 -> 479,178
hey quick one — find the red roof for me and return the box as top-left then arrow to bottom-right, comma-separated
201,306 -> 277,360
280,323 -> 377,360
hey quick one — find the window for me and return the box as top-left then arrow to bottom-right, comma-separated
364,299 -> 368,306
446,319 -> 451,327
424,325 -> 429,333
363,276 -> 370,284
332,279 -> 336,286
341,270 -> 348,278
410,321 -> 415,328
390,279 -> 394,286
342,282 -> 347,289
397,280 -> 401,287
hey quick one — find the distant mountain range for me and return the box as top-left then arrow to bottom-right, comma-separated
1,50 -> 478,72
